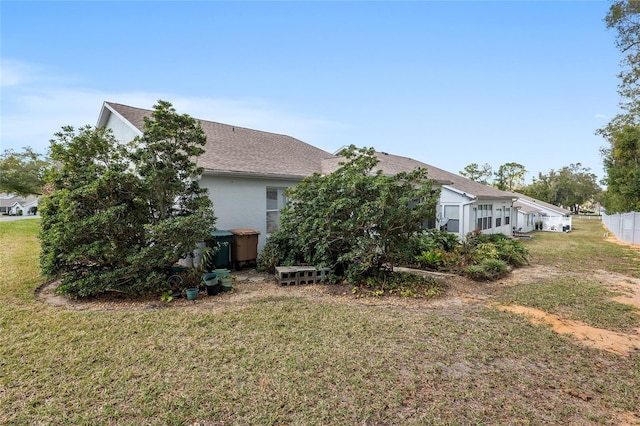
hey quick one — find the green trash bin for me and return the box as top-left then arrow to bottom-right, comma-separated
208,230 -> 234,270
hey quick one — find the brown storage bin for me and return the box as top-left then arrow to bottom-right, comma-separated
229,228 -> 260,268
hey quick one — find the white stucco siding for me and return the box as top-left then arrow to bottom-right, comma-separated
104,113 -> 141,143
438,187 -> 468,204
437,188 -> 470,239
200,174 -> 300,251
469,199 -> 515,237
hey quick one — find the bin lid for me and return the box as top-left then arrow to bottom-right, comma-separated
210,230 -> 234,237
229,228 -> 261,236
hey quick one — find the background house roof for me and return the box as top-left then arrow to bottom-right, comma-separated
0,194 -> 38,208
103,102 -> 336,178
511,192 -> 572,216
322,152 -> 515,199
513,201 -> 543,214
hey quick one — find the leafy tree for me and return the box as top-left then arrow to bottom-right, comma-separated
606,1 -> 640,111
598,2 -> 640,212
262,145 -> 439,281
40,126 -> 149,297
600,125 -> 640,212
0,147 -> 50,195
494,162 -> 527,191
126,101 -> 217,277
521,163 -> 602,212
40,101 -> 216,297
459,162 -> 493,184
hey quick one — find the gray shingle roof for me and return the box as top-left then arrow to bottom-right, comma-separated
0,194 -> 38,208
322,152 -> 515,199
103,103 -> 517,201
104,102 -> 336,178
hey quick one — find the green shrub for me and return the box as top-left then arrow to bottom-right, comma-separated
494,238 -> 529,267
389,228 -> 460,267
256,231 -> 299,274
351,269 -> 444,298
460,231 -> 529,268
463,259 -> 510,281
415,248 -> 460,271
422,228 -> 460,252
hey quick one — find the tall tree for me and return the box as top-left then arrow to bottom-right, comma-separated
0,147 -> 50,195
494,162 -> 527,191
598,1 -> 640,212
521,163 -> 602,212
600,125 -> 640,212
459,162 -> 493,184
40,101 -> 217,298
606,1 -> 640,111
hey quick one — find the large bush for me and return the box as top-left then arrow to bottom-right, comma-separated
40,101 -> 216,297
258,146 -> 439,281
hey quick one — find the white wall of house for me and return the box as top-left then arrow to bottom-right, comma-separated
516,211 -> 538,233
515,199 -> 572,232
438,188 -> 514,239
22,199 -> 39,215
200,174 -> 300,251
9,202 -> 23,215
468,199 -> 515,237
104,113 -> 141,143
436,188 -> 469,239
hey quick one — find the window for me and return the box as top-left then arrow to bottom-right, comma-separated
266,187 -> 287,234
441,205 -> 459,233
475,204 -> 493,230
505,207 -> 511,225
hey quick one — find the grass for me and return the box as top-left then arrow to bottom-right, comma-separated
499,275 -> 640,332
1,217 -> 640,425
524,217 -> 640,277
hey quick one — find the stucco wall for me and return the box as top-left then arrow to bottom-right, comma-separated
200,174 -> 300,252
105,113 -> 141,143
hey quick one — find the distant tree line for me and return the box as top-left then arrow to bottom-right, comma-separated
459,162 -> 602,213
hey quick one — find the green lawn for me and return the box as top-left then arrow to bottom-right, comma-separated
1,217 -> 639,425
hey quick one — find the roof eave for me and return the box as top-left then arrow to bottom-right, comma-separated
202,169 -> 310,181
97,102 -> 144,136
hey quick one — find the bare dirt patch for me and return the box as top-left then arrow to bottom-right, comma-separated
592,270 -> 640,310
496,304 -> 640,356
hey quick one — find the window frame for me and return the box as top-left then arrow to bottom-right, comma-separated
266,187 -> 287,234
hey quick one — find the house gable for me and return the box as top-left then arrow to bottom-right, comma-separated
99,102 -> 335,179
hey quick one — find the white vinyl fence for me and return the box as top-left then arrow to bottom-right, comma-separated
602,212 -> 640,245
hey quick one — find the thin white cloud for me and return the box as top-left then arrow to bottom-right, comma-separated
1,58 -> 348,155
0,59 -> 45,87
1,76 -> 347,154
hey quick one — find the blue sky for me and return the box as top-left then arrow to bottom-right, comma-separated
1,1 -> 622,183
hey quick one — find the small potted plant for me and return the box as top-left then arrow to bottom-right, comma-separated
183,268 -> 202,300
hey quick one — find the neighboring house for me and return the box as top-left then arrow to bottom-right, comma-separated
97,102 -> 517,249
512,193 -> 572,232
0,193 -> 39,216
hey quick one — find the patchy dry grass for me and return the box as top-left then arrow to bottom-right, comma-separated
500,275 -> 640,333
1,217 -> 640,425
524,218 -> 640,277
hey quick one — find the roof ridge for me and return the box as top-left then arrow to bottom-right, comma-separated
106,101 -> 305,141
